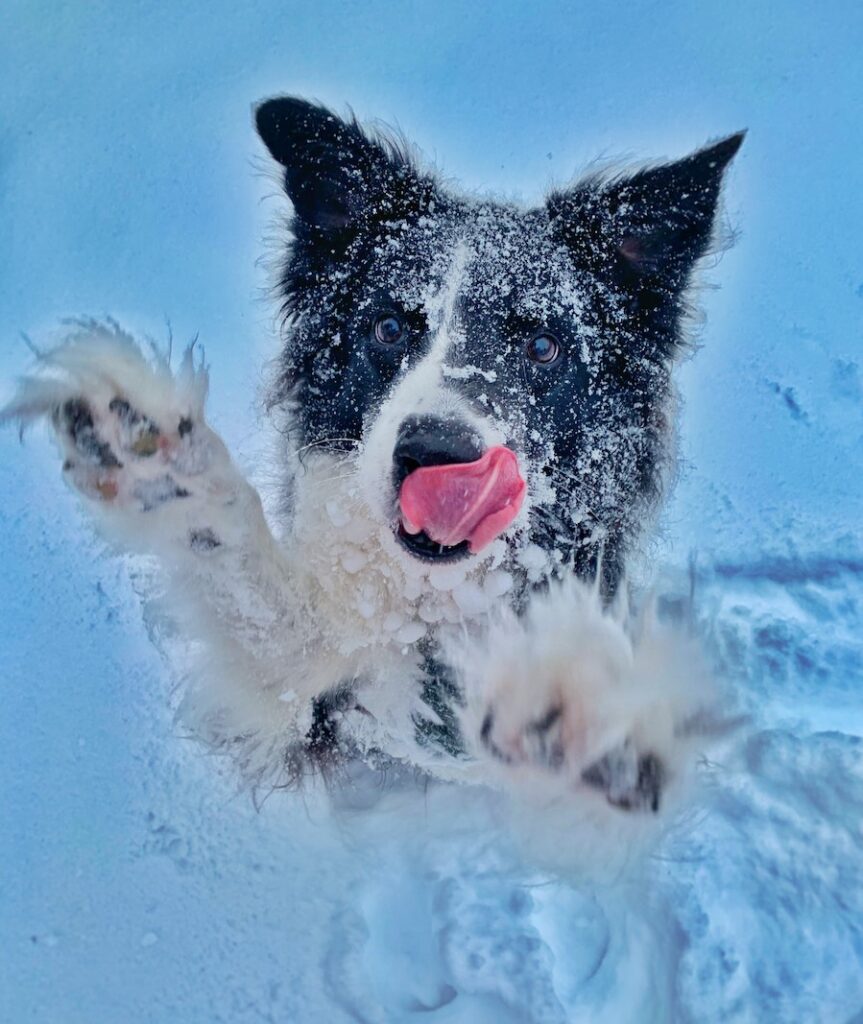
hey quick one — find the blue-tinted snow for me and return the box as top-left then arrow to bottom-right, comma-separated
1,2 -> 861,1021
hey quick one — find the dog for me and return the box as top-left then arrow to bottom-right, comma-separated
3,98 -> 742,870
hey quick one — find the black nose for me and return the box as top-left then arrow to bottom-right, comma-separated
392,415 -> 484,488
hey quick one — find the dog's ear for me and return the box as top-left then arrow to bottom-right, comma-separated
255,97 -> 431,244
548,132 -> 744,305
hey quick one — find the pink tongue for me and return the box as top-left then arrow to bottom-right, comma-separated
399,445 -> 527,554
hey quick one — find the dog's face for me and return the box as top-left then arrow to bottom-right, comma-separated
256,99 -> 741,617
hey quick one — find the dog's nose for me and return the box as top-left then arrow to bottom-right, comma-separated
392,415 -> 484,487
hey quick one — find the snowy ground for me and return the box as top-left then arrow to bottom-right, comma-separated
2,2 -> 862,1021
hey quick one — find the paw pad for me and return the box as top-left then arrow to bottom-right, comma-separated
480,703 -> 567,770
60,399 -> 122,469
480,705 -> 665,814
581,742 -> 665,813
108,397 -> 163,456
55,391 -> 205,512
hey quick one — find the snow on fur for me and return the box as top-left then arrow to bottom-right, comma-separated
448,577 -> 725,876
3,321 -> 731,873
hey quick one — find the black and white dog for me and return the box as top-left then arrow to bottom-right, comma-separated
4,99 -> 741,866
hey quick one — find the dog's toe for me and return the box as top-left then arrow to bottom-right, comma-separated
53,390 -> 206,511
581,741 -> 665,813
108,396 -> 162,456
59,398 -> 122,469
479,701 -> 571,771
479,693 -> 666,814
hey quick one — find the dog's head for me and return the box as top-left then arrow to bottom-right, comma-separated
256,98 -> 741,623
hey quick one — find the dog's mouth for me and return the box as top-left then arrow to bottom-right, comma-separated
395,523 -> 472,563
395,446 -> 526,563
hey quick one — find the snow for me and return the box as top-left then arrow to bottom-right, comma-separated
2,2 -> 862,1022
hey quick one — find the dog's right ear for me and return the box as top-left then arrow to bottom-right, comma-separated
255,97 -> 431,243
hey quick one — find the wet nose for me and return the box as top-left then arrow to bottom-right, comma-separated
392,415 -> 484,488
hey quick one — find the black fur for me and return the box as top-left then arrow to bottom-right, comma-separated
256,97 -> 741,596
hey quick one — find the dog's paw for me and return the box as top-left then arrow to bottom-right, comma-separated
53,392 -> 202,509
2,320 -> 233,514
0,320 -> 258,559
452,579 -> 724,825
480,703 -> 666,814
471,586 -> 673,815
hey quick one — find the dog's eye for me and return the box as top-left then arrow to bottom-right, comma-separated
525,332 -> 561,365
373,313 -> 406,346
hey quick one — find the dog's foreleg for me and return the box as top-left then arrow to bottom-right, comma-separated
3,323 -> 335,765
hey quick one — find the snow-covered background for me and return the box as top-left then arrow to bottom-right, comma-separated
2,2 -> 862,1021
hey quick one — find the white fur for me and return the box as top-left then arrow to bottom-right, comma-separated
3,322 -> 726,871
357,241 -> 512,531
447,578 -> 719,875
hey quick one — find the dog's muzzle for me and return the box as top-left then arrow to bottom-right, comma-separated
392,415 -> 526,562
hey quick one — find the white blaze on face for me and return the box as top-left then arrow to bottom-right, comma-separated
286,238 -> 523,654
358,239 -> 503,528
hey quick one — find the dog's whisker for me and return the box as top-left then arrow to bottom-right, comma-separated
293,436 -> 361,457
308,472 -> 359,488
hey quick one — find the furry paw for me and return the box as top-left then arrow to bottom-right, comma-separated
480,705 -> 666,814
452,580 -> 723,824
2,320 -> 243,551
54,392 -> 204,510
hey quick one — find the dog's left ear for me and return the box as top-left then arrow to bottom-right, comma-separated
255,97 -> 432,245
548,132 -> 744,306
